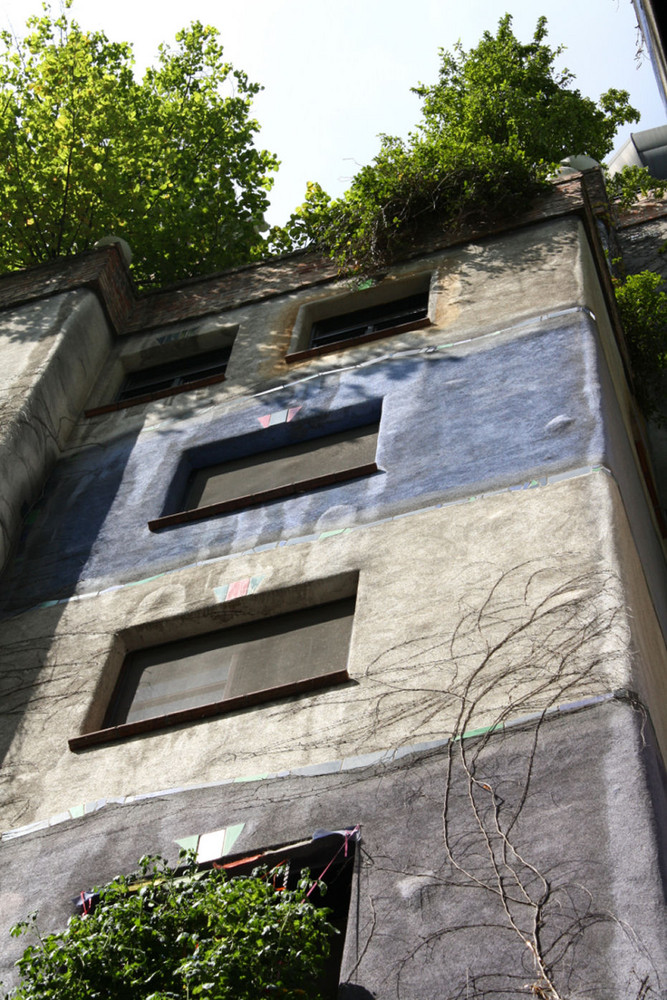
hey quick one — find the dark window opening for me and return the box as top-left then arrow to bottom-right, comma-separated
117,346 -> 232,402
309,290 -> 429,350
148,420 -> 380,531
69,596 -> 356,749
210,828 -> 359,1000
85,342 -> 236,417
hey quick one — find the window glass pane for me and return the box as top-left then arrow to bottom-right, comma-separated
117,346 -> 232,401
225,599 -> 355,698
111,638 -> 235,724
186,423 -> 379,510
309,291 -> 428,349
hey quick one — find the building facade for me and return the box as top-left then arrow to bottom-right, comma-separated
633,0 -> 667,113
0,172 -> 665,997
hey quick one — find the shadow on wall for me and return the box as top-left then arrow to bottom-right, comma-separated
0,291 -> 108,405
453,215 -> 580,284
0,426 -> 139,801
0,602 -> 69,814
0,292 -> 78,348
0,315 -> 604,614
0,425 -> 140,615
0,356 -> 436,613
0,289 -> 115,582
219,216 -> 580,400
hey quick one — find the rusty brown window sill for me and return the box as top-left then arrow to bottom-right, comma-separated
85,373 -> 226,417
285,317 -> 431,364
69,669 -> 350,750
148,462 -> 379,532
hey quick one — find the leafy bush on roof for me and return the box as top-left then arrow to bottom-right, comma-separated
271,15 -> 638,271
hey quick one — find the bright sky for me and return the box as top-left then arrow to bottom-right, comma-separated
1,0 -> 665,226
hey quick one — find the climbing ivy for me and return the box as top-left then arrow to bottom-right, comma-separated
271,16 -> 638,272
5,854 -> 336,1000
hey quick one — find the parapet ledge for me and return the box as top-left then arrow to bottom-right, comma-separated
0,173 -> 608,339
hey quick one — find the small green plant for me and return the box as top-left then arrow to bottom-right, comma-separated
5,854 -> 336,999
272,15 -> 638,272
606,164 -> 667,211
613,269 -> 667,420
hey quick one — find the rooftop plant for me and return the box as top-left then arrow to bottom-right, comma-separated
271,16 -> 639,271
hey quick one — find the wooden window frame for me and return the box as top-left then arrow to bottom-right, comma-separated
285,276 -> 432,364
69,669 -> 350,750
85,372 -> 227,416
69,596 -> 356,751
85,341 -> 235,418
148,420 -> 381,532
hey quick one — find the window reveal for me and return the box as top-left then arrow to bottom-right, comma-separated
285,280 -> 431,363
69,597 -> 355,748
148,421 -> 380,531
117,345 -> 232,402
85,339 -> 236,417
309,290 -> 429,350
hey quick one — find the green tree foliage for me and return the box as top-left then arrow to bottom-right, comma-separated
613,270 -> 667,420
5,854 -> 335,999
603,167 -> 667,420
0,4 -> 278,288
605,163 -> 667,210
272,15 -> 639,271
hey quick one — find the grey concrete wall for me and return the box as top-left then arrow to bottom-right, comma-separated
575,229 -> 667,627
611,212 -> 667,525
71,215 -> 595,452
0,699 -> 664,999
0,213 -> 665,831
618,213 -> 667,284
0,314 -> 613,612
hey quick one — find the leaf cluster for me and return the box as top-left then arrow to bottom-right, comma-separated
0,4 -> 278,288
5,854 -> 336,1000
613,269 -> 667,421
273,15 -> 639,272
605,164 -> 667,211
